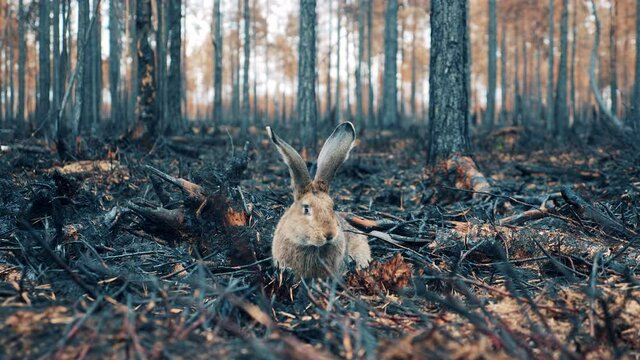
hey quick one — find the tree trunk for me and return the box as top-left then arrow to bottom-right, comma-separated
297,0 -> 318,151
52,0 -> 60,123
521,28 -> 529,128
609,0 -> 618,117
128,0 -> 138,129
17,0 -> 26,124
381,0 -> 398,128
410,14 -> 417,122
366,0 -> 374,126
345,26 -> 352,121
535,42 -> 543,126
233,4 -> 240,125
91,2 -> 102,130
109,0 -> 121,125
633,0 -> 640,134
546,0 -> 555,132
427,0 -> 470,164
167,0 -> 182,133
213,0 -> 223,124
513,24 -> 520,126
134,0 -> 157,137
570,0 -> 577,124
499,18 -> 507,126
335,4 -> 341,124
156,0 -> 166,130
355,0 -> 365,125
241,0 -> 250,133
588,0 -> 624,131
485,0 -> 496,131
554,0 -> 569,138
38,0 -> 51,129
73,0 -> 89,146
326,0 -> 332,118
398,14 -> 405,122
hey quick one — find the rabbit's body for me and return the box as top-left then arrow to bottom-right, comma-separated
267,122 -> 371,278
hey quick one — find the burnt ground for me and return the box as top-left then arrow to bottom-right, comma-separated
0,126 -> 639,359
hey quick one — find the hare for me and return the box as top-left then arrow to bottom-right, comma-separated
266,122 -> 371,279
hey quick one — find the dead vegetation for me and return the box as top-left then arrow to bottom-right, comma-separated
0,128 -> 639,359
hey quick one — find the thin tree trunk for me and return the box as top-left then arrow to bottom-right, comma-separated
213,0 -> 223,124
91,2 -> 102,131
381,0 -> 398,127
346,26 -> 352,121
335,4 -> 341,124
298,0 -> 318,151
546,0 -> 555,132
167,0 -> 182,133
499,17 -> 507,126
513,23 -> 520,126
252,6 -> 258,124
522,29 -> 529,128
242,0 -> 250,133
264,0 -> 270,122
38,0 -> 51,129
156,0 -> 166,130
570,0 -> 577,124
485,0 -> 496,130
428,0 -> 470,164
326,0 -> 332,118
398,13 -> 405,122
410,14 -> 417,122
609,0 -> 618,117
17,0 -> 26,124
554,0 -> 569,138
355,0 -> 364,125
366,0 -> 374,126
52,0 -> 61,124
109,0 -> 121,125
535,41 -> 543,126
633,0 -> 640,134
233,4 -> 240,125
73,0 -> 89,145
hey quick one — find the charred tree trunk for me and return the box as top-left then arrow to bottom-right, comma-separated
297,0 -> 318,151
38,0 -> 51,130
366,0 -> 374,126
546,0 -> 555,132
108,0 -> 121,125
156,0 -> 166,131
166,0 -> 182,134
410,15 -> 417,122
345,26 -> 352,121
381,0 -> 398,128
554,0 -> 569,138
485,0 -> 497,131
17,0 -> 26,124
570,0 -> 577,124
72,0 -> 89,148
335,4 -> 341,124
134,0 -> 157,138
213,0 -> 223,124
427,0 -> 470,164
499,18 -> 508,126
52,0 -> 61,124
609,0 -> 618,117
242,0 -> 250,134
355,0 -> 365,125
325,0 -> 332,118
128,0 -> 138,129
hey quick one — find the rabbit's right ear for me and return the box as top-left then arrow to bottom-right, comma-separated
266,127 -> 311,198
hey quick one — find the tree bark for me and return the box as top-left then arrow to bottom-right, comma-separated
570,0 -> 577,124
355,0 -> 365,125
410,14 -> 417,122
213,0 -> 223,124
297,0 -> 318,151
167,0 -> 182,133
554,0 -> 569,138
546,0 -> 555,132
134,0 -> 157,137
73,0 -> 89,145
345,25 -> 352,121
366,0 -> 374,127
17,0 -> 26,124
381,0 -> 398,127
335,3 -> 341,124
38,0 -> 51,129
242,0 -> 250,134
499,18 -> 508,126
513,24 -> 520,126
427,0 -> 470,164
609,0 -> 618,117
633,0 -> 640,134
128,0 -> 138,129
326,0 -> 332,118
52,0 -> 61,123
156,0 -> 166,130
485,0 -> 497,131
107,0 -> 120,125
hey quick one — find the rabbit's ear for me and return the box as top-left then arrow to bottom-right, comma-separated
266,126 -> 312,198
314,122 -> 356,185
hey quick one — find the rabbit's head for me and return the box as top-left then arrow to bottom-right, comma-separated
267,122 -> 356,247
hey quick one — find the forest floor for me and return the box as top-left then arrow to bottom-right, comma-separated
0,126 -> 639,359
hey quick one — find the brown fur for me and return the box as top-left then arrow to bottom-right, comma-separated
268,122 -> 372,279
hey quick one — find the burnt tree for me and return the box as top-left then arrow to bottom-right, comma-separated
297,0 -> 318,150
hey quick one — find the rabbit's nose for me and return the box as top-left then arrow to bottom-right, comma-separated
324,232 -> 336,242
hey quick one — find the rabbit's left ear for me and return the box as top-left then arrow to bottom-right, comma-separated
314,122 -> 356,185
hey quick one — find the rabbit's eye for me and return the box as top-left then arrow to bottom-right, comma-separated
302,204 -> 311,216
